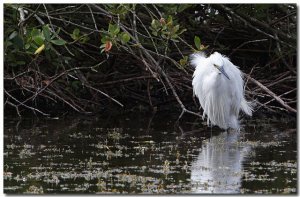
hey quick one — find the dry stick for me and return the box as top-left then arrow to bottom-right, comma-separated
254,99 -> 277,113
130,7 -> 161,84
114,8 -> 165,93
229,39 -> 268,57
245,75 -> 297,113
4,70 -> 30,80
152,5 -> 163,18
18,5 -> 42,30
43,4 -> 55,32
252,71 -> 291,92
5,89 -> 49,116
17,7 -> 27,34
270,11 -> 296,25
23,86 -> 58,103
213,27 -> 225,46
5,101 -> 21,117
216,5 -> 294,48
135,44 -> 200,118
90,5 -> 201,119
87,4 -> 99,31
237,8 -> 296,43
132,9 -> 158,81
145,48 -> 189,75
264,75 -> 295,89
45,89 -> 82,112
53,85 -> 87,111
262,88 -> 296,107
34,10 -> 103,33
147,79 -> 153,108
243,63 -> 258,93
83,84 -> 124,107
97,75 -> 153,86
129,28 -> 198,117
275,34 -> 296,74
20,67 -> 89,105
141,47 -> 201,119
20,65 -> 123,109
127,6 -> 159,54
136,45 -> 199,118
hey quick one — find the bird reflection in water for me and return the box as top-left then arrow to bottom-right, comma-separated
190,131 -> 250,194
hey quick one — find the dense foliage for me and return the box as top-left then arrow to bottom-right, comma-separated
4,4 -> 297,116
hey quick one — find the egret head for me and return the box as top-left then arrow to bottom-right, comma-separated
211,52 -> 230,80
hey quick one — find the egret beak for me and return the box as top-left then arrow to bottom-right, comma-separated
215,65 -> 230,80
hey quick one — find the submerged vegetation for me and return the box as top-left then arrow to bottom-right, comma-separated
4,4 -> 297,116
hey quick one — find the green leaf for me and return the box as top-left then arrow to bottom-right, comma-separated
31,28 -> 41,37
16,61 -> 26,65
71,81 -> 81,90
179,59 -> 186,66
12,35 -> 24,50
194,36 -> 201,50
4,40 -> 13,48
108,23 -> 120,36
177,4 -> 192,13
51,39 -> 66,45
73,28 -> 80,37
71,28 -> 80,40
173,25 -> 179,33
79,35 -> 90,43
30,43 -> 38,49
113,26 -> 120,35
33,36 -> 44,45
120,32 -> 130,43
51,28 -> 61,39
171,34 -> 179,39
151,19 -> 160,30
8,31 -> 18,40
101,35 -> 109,43
42,25 -> 51,41
25,43 -> 31,50
167,15 -> 173,26
152,31 -> 158,36
179,56 -> 188,67
177,28 -> 187,35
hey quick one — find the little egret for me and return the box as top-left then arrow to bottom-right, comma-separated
191,52 -> 253,130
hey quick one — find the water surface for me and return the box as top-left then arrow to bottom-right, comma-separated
4,112 -> 297,194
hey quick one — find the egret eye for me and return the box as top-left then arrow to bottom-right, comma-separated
213,64 -> 219,68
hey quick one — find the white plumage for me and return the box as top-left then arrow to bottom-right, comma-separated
191,52 -> 252,130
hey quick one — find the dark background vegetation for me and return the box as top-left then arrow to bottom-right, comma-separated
4,4 -> 297,117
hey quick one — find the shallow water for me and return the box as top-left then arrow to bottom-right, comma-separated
4,112 -> 297,194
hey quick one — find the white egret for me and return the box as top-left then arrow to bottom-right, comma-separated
190,52 -> 253,130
